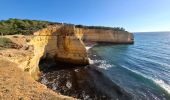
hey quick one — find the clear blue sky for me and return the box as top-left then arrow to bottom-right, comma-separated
0,0 -> 170,32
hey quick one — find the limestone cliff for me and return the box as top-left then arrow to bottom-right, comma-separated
27,25 -> 89,79
26,25 -> 133,79
0,24 -> 134,80
82,28 -> 134,44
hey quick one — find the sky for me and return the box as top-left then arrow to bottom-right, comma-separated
0,0 -> 170,32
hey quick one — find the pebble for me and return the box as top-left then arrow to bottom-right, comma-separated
41,78 -> 48,85
52,83 -> 57,90
66,81 -> 72,89
74,69 -> 79,72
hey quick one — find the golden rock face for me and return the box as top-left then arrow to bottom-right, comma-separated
82,28 -> 134,44
0,25 -> 134,80
27,25 -> 89,79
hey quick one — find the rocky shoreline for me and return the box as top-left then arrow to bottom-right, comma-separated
38,59 -> 111,99
38,45 -> 132,100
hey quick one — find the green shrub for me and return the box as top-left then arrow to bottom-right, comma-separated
0,37 -> 13,48
0,18 -> 50,35
75,25 -> 126,31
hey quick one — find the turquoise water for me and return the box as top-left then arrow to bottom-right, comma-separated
91,32 -> 170,100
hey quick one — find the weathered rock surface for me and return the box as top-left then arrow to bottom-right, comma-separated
30,25 -> 89,78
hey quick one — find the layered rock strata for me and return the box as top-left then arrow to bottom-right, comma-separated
82,29 -> 134,44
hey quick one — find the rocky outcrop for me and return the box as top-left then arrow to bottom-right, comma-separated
32,25 -> 89,64
26,25 -> 89,79
28,25 -> 134,79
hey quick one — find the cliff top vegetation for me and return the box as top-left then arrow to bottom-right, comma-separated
0,18 -> 126,35
0,18 -> 50,35
0,37 -> 13,49
75,24 -> 125,31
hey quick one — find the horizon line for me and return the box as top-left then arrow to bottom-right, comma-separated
132,31 -> 170,33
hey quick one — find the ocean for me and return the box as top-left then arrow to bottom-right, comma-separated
90,32 -> 170,100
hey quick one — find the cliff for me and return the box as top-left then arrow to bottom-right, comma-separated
82,28 -> 134,44
26,25 -> 89,79
0,24 -> 134,80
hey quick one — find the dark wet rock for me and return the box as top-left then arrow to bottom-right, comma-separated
38,49 -> 132,100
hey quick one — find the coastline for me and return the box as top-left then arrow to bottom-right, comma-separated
0,20 -> 134,99
38,60 -> 111,99
38,43 -> 132,100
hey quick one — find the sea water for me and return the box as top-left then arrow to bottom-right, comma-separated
90,32 -> 170,100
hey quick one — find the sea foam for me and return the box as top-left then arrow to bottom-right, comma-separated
154,79 -> 170,94
120,65 -> 170,94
